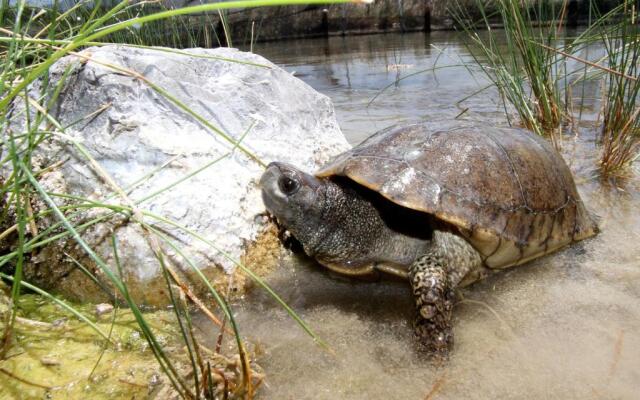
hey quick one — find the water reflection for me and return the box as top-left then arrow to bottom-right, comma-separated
247,30 -> 606,143
246,32 -> 503,143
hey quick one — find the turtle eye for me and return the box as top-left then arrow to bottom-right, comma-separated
278,176 -> 300,195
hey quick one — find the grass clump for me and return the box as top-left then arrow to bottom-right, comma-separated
454,0 -> 640,176
596,1 -> 640,177
452,0 -> 567,137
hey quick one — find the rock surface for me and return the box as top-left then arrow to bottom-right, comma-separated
5,45 -> 350,305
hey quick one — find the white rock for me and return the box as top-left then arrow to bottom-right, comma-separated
6,45 -> 350,304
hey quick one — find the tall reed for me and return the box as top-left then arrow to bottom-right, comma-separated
597,1 -> 640,177
452,0 -> 567,137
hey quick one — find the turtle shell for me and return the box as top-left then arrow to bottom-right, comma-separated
316,121 -> 598,269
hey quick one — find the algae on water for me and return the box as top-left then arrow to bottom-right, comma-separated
0,294 -> 258,399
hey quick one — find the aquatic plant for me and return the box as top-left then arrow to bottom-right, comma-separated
543,0 -> 640,177
596,1 -> 640,177
453,0 -> 640,176
451,0 -> 568,137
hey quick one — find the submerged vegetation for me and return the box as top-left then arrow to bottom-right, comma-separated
0,293 -> 262,398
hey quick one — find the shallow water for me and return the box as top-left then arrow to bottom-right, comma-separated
211,32 -> 640,399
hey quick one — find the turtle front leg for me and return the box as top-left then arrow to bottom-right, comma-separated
409,252 -> 454,359
409,229 -> 485,359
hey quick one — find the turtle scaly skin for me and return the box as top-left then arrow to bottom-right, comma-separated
410,252 -> 454,358
410,229 -> 483,359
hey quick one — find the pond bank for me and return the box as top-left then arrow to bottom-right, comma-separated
185,0 -> 616,44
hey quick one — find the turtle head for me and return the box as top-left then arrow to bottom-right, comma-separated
260,162 -> 327,248
261,161 -> 428,273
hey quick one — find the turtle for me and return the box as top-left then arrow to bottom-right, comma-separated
260,121 -> 598,358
